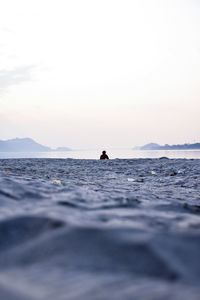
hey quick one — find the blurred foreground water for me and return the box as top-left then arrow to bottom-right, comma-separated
0,158 -> 200,300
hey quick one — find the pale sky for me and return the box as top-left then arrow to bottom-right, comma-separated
0,0 -> 200,149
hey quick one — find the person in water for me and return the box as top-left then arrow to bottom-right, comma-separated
100,150 -> 109,160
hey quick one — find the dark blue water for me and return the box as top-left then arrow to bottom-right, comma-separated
0,158 -> 200,300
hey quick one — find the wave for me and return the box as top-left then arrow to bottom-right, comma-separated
0,158 -> 200,299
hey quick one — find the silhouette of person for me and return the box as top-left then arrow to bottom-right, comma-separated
100,150 -> 109,160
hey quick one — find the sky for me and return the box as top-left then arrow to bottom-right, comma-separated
0,0 -> 200,149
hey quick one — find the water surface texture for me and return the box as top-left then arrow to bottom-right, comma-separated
0,158 -> 200,300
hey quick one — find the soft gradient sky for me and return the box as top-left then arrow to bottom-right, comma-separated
0,0 -> 199,149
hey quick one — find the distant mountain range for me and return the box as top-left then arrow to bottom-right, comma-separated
134,143 -> 200,150
0,138 -> 71,152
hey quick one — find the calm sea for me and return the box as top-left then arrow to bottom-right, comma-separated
1,149 -> 200,159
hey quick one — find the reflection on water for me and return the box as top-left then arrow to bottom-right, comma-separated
1,149 -> 200,159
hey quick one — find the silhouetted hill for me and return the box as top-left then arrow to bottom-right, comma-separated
0,138 -> 52,152
135,143 -> 200,150
139,143 -> 161,150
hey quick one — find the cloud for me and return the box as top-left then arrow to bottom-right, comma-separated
0,65 -> 35,93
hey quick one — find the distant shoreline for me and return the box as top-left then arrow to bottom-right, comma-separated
0,138 -> 72,153
134,142 -> 200,151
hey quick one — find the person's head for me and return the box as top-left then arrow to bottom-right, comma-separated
102,150 -> 106,154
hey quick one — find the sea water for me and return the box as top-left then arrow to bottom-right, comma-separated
0,158 -> 200,299
1,149 -> 200,159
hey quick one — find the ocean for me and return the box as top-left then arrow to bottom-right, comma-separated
1,149 -> 200,159
0,157 -> 200,299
